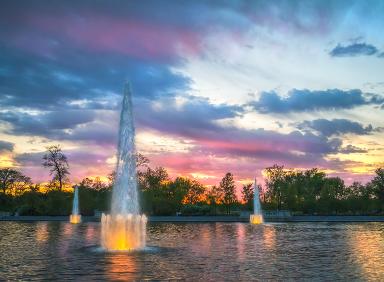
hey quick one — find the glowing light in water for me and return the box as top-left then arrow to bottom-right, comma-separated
101,214 -> 147,251
70,185 -> 81,224
70,214 -> 81,224
250,178 -> 263,224
101,83 -> 147,251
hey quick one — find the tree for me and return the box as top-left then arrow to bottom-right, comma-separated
0,168 -> 31,194
220,172 -> 237,214
264,165 -> 286,210
139,167 -> 170,214
241,183 -> 253,203
136,153 -> 150,169
109,153 -> 150,187
241,183 -> 253,210
183,179 -> 205,205
42,145 -> 70,191
206,185 -> 223,215
370,168 -> 384,208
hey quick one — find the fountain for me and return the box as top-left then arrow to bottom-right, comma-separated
250,178 -> 263,224
70,185 -> 81,224
101,83 -> 147,251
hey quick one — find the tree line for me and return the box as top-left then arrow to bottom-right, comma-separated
0,145 -> 383,216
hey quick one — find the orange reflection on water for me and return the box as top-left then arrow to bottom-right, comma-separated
35,222 -> 48,242
107,254 -> 138,281
349,224 -> 384,279
262,226 -> 276,250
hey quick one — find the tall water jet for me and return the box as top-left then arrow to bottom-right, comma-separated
250,178 -> 264,224
101,83 -> 147,251
70,185 -> 81,224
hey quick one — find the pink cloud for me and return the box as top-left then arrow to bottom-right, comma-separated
9,13 -> 202,61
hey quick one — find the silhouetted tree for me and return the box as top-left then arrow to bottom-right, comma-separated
206,185 -> 223,215
370,168 -> 384,209
136,153 -> 150,168
220,172 -> 237,214
264,165 -> 286,210
241,183 -> 253,210
42,145 -> 69,191
183,179 -> 205,204
0,168 -> 31,194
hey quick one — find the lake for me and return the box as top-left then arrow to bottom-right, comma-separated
0,222 -> 383,280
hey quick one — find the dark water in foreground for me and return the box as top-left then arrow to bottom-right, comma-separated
0,222 -> 383,281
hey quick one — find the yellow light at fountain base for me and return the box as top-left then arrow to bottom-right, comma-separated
101,213 -> 147,251
69,214 -> 82,224
250,214 -> 263,224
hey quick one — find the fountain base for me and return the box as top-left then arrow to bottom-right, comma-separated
250,214 -> 264,224
70,214 -> 81,224
101,213 -> 147,251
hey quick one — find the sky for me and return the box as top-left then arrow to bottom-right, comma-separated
0,0 -> 383,188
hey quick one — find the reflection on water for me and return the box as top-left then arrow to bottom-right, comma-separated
0,221 -> 383,280
262,225 -> 276,250
236,223 -> 246,261
349,223 -> 384,281
35,222 -> 48,242
85,224 -> 97,242
107,253 -> 137,281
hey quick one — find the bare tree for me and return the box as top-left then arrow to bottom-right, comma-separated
42,145 -> 70,191
136,153 -> 149,168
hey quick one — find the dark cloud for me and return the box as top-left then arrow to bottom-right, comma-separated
329,43 -> 379,57
0,140 -> 14,152
136,96 -> 343,159
136,96 -> 242,137
0,45 -> 191,111
0,110 -> 97,136
0,110 -> 118,146
251,89 -> 382,113
297,118 -> 374,137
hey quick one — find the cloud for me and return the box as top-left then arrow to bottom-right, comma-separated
297,118 -> 375,137
251,89 -> 383,113
0,45 -> 191,111
338,145 -> 368,154
136,96 -> 242,137
0,110 -> 97,136
136,96 -> 343,161
0,140 -> 14,152
329,43 -> 379,57
0,0 -> 382,185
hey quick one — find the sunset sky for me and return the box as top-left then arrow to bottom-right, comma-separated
0,0 -> 383,188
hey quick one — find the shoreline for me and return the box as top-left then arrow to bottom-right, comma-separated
1,215 -> 384,222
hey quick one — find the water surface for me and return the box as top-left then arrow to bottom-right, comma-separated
0,222 -> 383,280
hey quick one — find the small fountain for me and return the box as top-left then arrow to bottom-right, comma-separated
70,185 -> 81,224
101,83 -> 147,251
250,179 -> 263,224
